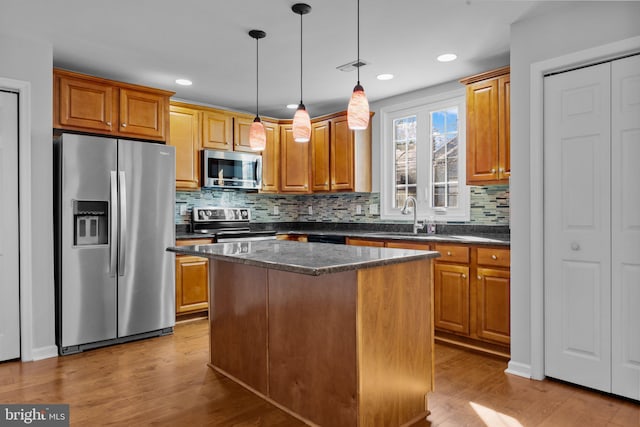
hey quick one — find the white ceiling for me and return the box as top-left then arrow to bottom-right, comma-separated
1,0 -> 563,118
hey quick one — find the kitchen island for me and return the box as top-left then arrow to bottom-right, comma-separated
168,240 -> 440,427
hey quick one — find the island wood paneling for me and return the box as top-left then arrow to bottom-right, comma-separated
209,261 -> 268,394
268,269 -> 358,427
357,259 -> 433,426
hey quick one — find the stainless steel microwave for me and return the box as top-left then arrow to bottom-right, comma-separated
201,149 -> 262,190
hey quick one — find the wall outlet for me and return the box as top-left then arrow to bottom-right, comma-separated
179,204 -> 188,215
273,205 -> 279,215
369,204 -> 378,215
356,204 -> 362,215
308,205 -> 313,215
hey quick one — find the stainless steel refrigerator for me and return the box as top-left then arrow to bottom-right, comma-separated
54,133 -> 175,355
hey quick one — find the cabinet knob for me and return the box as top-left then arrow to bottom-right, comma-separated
106,121 -> 112,126
122,123 -> 127,128
447,251 -> 452,256
491,168 -> 496,174
571,242 -> 580,251
491,254 -> 498,260
461,274 -> 466,279
478,275 -> 483,280
499,168 -> 505,173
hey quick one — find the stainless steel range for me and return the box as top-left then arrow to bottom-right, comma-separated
192,207 -> 276,242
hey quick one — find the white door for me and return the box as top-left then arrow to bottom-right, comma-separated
611,54 -> 640,401
0,90 -> 20,361
544,62 -> 612,392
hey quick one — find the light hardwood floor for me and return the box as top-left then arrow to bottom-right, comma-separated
0,319 -> 637,426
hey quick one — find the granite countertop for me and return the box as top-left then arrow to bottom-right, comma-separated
277,230 -> 510,246
167,240 -> 440,276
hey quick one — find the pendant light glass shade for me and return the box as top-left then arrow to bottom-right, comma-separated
249,117 -> 266,151
347,83 -> 369,130
248,29 -> 267,151
292,4 -> 312,143
293,103 -> 311,142
347,0 -> 369,130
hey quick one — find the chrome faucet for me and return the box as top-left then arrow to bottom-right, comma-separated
401,196 -> 425,234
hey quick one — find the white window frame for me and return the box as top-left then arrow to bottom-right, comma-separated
380,89 -> 469,221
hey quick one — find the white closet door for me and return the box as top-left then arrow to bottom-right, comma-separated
611,54 -> 640,401
0,90 -> 20,361
544,62 -> 612,392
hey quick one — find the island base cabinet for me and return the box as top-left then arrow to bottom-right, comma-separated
208,259 -> 434,427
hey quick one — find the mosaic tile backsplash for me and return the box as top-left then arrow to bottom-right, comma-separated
176,185 -> 509,226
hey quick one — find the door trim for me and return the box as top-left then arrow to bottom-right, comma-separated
0,77 -> 34,361
523,35 -> 640,381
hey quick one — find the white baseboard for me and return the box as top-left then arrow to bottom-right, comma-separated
505,361 -> 532,379
30,345 -> 58,361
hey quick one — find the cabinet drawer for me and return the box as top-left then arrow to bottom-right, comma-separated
176,238 -> 214,246
435,244 -> 470,263
386,241 -> 431,251
477,247 -> 510,268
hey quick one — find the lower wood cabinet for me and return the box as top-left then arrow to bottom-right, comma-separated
175,239 -> 212,316
345,237 -> 511,356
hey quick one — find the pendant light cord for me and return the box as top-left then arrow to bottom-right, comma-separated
357,0 -> 360,85
300,11 -> 303,104
256,37 -> 259,117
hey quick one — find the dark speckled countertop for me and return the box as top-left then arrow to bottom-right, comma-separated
175,223 -> 510,246
167,240 -> 439,276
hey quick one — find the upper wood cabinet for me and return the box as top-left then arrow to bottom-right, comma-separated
460,66 -> 510,185
202,110 -> 233,150
310,112 -> 372,193
280,124 -> 311,193
169,104 -> 200,190
53,68 -> 173,142
260,120 -> 280,193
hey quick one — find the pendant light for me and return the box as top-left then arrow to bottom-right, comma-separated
292,3 -> 312,143
347,0 -> 370,130
248,29 -> 267,151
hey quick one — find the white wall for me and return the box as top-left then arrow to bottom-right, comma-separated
0,32 -> 56,358
509,2 -> 640,376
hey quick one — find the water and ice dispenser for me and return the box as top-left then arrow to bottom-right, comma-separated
73,200 -> 108,246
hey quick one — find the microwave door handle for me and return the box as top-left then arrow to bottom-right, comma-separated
110,171 -> 118,276
118,171 -> 127,277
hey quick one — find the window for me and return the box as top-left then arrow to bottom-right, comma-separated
380,90 -> 469,221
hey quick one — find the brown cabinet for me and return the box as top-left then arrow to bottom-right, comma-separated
175,239 -> 212,316
310,112 -> 371,193
53,68 -> 172,142
460,66 -> 510,185
280,124 -> 311,193
169,105 -> 200,190
260,120 -> 280,193
202,110 -> 233,150
433,242 -> 511,355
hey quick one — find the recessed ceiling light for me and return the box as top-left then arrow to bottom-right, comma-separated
437,53 -> 457,63
175,79 -> 193,86
286,104 -> 298,109
377,73 -> 394,81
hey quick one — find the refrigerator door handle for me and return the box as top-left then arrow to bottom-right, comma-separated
110,171 -> 118,276
118,171 -> 127,277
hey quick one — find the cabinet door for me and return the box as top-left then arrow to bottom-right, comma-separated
280,125 -> 310,193
466,79 -> 499,184
261,120 -> 280,193
119,88 -> 167,140
57,76 -> 114,132
475,267 -> 510,344
498,75 -> 511,180
175,255 -> 209,314
330,115 -> 355,191
434,263 -> 470,334
311,120 -> 331,192
202,110 -> 233,150
169,105 -> 200,190
234,115 -> 255,152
